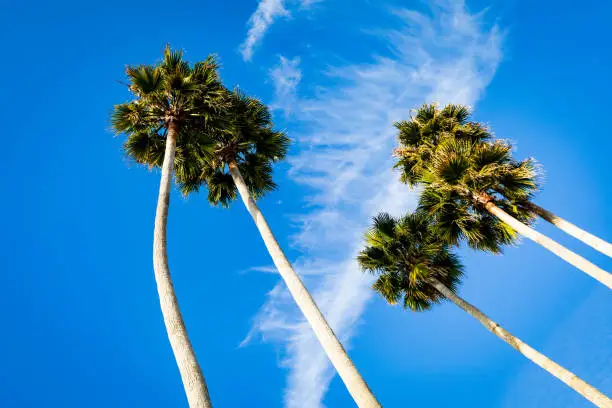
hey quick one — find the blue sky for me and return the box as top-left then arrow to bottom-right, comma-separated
1,0 -> 611,407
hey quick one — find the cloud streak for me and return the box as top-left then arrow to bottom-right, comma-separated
269,56 -> 302,114
241,0 -> 289,61
241,0 -> 319,61
246,1 -> 504,407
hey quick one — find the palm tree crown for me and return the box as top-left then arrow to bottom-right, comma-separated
394,104 -> 538,253
176,89 -> 290,207
111,46 -> 226,171
119,85 -> 289,207
419,137 -> 538,252
358,211 -> 463,312
394,103 -> 492,187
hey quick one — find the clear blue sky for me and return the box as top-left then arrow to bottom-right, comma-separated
1,0 -> 611,407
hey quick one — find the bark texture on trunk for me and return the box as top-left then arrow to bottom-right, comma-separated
528,202 -> 612,259
228,161 -> 381,408
153,121 -> 212,408
431,279 -> 612,408
482,200 -> 612,289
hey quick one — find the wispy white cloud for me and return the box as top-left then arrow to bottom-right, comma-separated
269,56 -> 302,114
240,0 -> 289,62
246,1 -> 504,407
240,0 -> 320,61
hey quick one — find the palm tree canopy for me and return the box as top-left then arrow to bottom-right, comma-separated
394,103 -> 539,253
357,211 -> 463,312
111,45 -> 227,174
176,88 -> 290,207
394,103 -> 493,187
112,48 -> 287,208
417,137 -> 538,253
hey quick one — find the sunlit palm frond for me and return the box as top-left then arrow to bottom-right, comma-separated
440,104 -> 471,125
125,65 -> 163,97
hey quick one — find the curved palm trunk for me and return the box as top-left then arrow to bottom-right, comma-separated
228,161 -> 381,408
154,121 -> 212,408
431,279 -> 612,408
481,200 -> 612,289
527,202 -> 612,259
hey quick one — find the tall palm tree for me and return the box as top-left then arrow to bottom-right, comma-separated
395,104 -> 612,289
358,211 -> 612,407
111,46 -> 226,408
132,89 -> 382,407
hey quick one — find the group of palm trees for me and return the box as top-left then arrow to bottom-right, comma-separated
111,47 -> 612,407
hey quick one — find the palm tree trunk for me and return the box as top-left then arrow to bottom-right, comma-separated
431,278 -> 612,408
480,199 -> 612,289
228,161 -> 381,408
527,202 -> 612,258
153,121 -> 212,408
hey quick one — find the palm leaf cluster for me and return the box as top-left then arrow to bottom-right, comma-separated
117,80 -> 289,207
177,89 -> 290,207
395,104 -> 539,253
112,46 -> 227,166
358,212 -> 463,311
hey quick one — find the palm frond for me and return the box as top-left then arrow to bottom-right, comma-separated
125,65 -> 163,96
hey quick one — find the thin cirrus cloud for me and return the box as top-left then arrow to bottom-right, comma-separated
240,0 -> 319,61
243,1 -> 504,407
269,56 -> 302,113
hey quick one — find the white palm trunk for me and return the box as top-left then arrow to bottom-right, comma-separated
153,122 -> 212,408
228,161 -> 381,408
481,199 -> 612,289
528,202 -> 612,258
431,279 -> 612,408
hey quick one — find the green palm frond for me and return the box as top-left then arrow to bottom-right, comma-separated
206,171 -> 237,208
162,45 -> 189,76
414,103 -> 438,124
126,65 -> 163,96
240,153 -> 278,199
111,102 -> 161,134
372,273 -> 403,305
122,130 -> 165,167
440,104 -> 470,124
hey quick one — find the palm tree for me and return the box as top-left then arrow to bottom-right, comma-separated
132,89 -> 381,407
111,46 -> 226,408
358,211 -> 612,407
395,104 -> 612,289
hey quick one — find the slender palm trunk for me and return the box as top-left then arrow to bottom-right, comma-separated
480,199 -> 612,289
228,161 -> 381,408
431,279 -> 612,408
527,202 -> 612,259
153,121 -> 212,408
